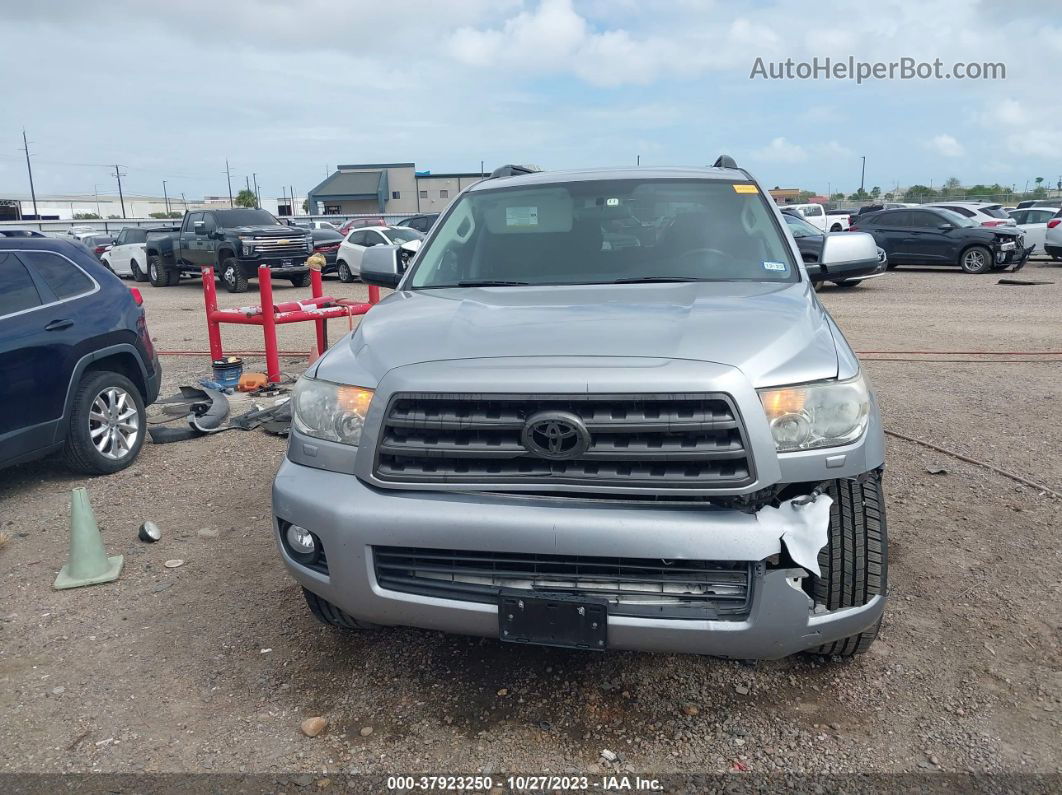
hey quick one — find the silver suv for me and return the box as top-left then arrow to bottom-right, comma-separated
272,161 -> 888,659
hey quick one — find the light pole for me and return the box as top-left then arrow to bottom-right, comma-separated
859,156 -> 866,194
162,180 -> 170,214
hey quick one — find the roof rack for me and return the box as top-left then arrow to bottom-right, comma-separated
488,164 -> 541,179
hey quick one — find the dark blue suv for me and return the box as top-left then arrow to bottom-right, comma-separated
0,238 -> 161,475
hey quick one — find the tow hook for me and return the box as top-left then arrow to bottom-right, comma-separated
791,485 -> 825,507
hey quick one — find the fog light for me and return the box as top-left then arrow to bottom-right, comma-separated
286,524 -> 316,556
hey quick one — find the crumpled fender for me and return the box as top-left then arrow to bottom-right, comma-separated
756,496 -> 832,576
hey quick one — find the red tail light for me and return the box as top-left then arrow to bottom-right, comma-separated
129,287 -> 144,306
1047,219 -> 1061,229
315,242 -> 341,252
848,215 -> 856,226
94,245 -> 109,255
980,220 -> 1007,227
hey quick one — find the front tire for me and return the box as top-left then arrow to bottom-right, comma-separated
804,473 -> 887,657
959,245 -> 993,274
148,255 -> 171,287
62,371 -> 146,475
302,588 -> 378,630
130,259 -> 148,282
830,224 -> 843,232
289,272 -> 311,288
336,260 -> 354,283
221,258 -> 249,293
832,279 -> 862,288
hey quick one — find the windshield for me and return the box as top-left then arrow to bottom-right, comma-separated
980,205 -> 1009,219
383,227 -> 423,244
782,212 -> 821,238
215,209 -> 281,227
935,208 -> 976,227
409,179 -> 798,288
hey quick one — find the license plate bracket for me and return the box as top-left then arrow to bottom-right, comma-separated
499,591 -> 608,651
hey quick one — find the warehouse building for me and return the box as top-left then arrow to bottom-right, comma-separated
306,163 -> 484,215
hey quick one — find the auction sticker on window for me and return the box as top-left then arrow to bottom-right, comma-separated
763,260 -> 788,272
732,183 -> 758,194
506,206 -> 539,227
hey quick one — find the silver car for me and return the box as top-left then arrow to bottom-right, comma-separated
273,162 -> 887,659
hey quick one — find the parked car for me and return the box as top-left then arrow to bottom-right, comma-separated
273,161 -> 889,659
0,237 -> 160,474
1015,199 -> 1061,210
1043,210 -> 1062,260
926,202 -> 1016,227
102,226 -> 179,281
850,206 -> 1030,273
66,227 -> 98,239
1007,207 -> 1060,254
0,227 -> 47,238
395,213 -> 440,234
292,220 -> 340,231
309,229 -> 344,273
335,226 -> 423,283
82,234 -> 114,262
147,208 -> 314,293
337,217 -> 388,236
780,210 -> 887,287
784,203 -> 849,232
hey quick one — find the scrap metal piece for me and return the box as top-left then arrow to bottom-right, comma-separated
755,495 -> 833,577
187,387 -> 229,433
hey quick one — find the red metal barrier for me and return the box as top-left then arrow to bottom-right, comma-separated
202,265 -> 379,383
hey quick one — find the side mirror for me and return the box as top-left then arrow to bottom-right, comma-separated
819,231 -> 879,270
361,244 -> 404,288
193,221 -> 206,235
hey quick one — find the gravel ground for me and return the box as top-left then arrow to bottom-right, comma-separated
1,263 -> 1060,781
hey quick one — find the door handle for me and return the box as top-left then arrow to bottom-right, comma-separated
45,319 -> 73,331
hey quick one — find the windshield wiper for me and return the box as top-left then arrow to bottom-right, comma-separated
453,279 -> 530,287
612,276 -> 709,283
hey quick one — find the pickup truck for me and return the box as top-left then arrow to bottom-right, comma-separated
146,208 -> 314,292
785,203 -> 850,232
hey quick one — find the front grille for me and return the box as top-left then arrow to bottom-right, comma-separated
373,547 -> 754,619
374,393 -> 754,490
249,236 -> 310,257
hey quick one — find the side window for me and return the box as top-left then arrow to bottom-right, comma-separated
114,230 -> 127,246
1031,210 -> 1053,223
907,211 -> 937,229
0,254 -> 43,316
879,211 -> 907,226
363,232 -> 381,247
129,229 -> 147,244
185,212 -> 202,232
1009,210 -> 1027,225
201,214 -> 217,233
946,206 -> 974,217
18,251 -> 95,301
348,231 -> 365,245
806,205 -> 823,217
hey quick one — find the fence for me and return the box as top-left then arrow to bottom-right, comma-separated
0,214 -> 413,236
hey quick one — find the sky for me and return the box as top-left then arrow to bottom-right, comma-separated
1,0 -> 1060,201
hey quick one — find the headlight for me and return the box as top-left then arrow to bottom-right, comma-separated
292,377 -> 374,446
758,373 -> 870,452
241,243 -> 254,256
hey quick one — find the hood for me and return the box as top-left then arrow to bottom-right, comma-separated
229,225 -> 311,237
317,281 -> 842,388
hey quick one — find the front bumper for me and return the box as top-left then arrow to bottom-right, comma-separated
272,460 -> 885,659
238,257 -> 310,277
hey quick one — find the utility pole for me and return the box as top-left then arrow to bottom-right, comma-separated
636,154 -> 640,166
859,155 -> 866,194
162,180 -> 170,214
113,164 -> 127,218
94,185 -> 101,217
181,192 -> 187,211
252,173 -> 260,207
225,158 -> 234,207
480,160 -> 484,177
290,185 -> 296,215
21,129 -> 39,220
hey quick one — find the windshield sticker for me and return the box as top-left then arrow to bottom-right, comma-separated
732,183 -> 758,194
763,261 -> 787,272
606,197 -> 620,206
505,206 -> 539,227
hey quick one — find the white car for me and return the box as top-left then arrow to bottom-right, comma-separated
101,227 -> 151,281
335,225 -> 423,282
927,202 -> 1016,228
1007,206 -> 1060,254
293,220 -> 340,231
66,227 -> 100,240
1043,210 -> 1062,260
785,203 -> 849,232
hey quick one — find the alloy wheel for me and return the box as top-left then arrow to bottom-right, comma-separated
88,387 -> 140,460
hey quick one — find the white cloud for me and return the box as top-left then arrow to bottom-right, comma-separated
1006,129 -> 1062,158
927,134 -> 965,158
752,137 -> 808,163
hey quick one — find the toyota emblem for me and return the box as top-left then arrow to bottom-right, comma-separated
521,411 -> 591,460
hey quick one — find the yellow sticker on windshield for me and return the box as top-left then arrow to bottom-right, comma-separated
732,184 -> 758,194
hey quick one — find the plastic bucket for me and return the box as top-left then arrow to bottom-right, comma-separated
211,356 -> 244,389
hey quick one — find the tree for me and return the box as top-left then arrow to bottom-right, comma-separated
149,211 -> 183,219
830,192 -> 845,201
235,188 -> 258,208
904,184 -> 937,201
870,186 -> 881,199
73,212 -> 101,220
1035,176 -> 1044,187
302,199 -> 309,213
847,188 -> 870,201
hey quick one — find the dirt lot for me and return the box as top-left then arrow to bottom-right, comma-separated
1,263 -> 1060,781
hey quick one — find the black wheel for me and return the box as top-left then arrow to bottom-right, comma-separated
130,259 -> 148,282
62,371 -> 146,475
336,260 -> 354,283
804,472 -> 887,657
832,279 -> 863,288
101,258 -> 114,273
289,272 -> 311,288
148,255 -> 170,287
302,588 -> 378,630
830,224 -> 843,232
959,245 -> 993,274
221,258 -> 249,293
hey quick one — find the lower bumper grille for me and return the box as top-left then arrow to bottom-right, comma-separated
373,546 -> 755,620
